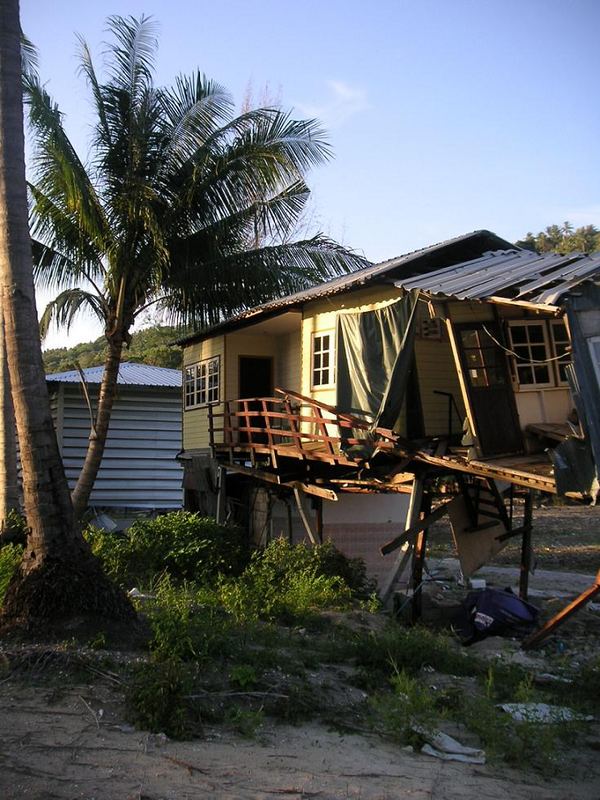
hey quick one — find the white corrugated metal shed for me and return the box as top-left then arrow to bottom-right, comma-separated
46,362 -> 183,511
46,361 -> 181,387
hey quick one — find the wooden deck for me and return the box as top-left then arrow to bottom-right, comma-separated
208,388 -> 557,494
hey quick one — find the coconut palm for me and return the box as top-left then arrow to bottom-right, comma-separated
0,0 -> 131,623
26,15 -> 368,518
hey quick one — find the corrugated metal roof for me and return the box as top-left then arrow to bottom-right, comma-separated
46,361 -> 182,387
398,249 -> 600,306
176,229 -> 514,345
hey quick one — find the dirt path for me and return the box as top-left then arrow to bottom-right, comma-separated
0,681 -> 597,800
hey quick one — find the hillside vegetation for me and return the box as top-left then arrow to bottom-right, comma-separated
43,325 -> 188,374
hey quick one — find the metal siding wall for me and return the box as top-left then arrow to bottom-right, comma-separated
60,385 -> 183,509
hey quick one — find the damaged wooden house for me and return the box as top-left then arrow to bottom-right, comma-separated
177,229 -> 600,624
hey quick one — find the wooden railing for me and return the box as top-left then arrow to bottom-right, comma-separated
207,388 -> 398,467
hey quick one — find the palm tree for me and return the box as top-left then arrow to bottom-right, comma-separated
0,0 -> 131,623
27,15 -> 368,518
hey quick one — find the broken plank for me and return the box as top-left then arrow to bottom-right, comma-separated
523,569 -> 600,650
380,500 -> 452,555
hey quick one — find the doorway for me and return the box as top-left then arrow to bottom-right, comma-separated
454,322 -> 523,456
239,357 -> 273,444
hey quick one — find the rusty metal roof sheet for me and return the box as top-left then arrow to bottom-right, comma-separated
398,249 -> 600,306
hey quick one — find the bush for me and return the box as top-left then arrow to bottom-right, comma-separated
353,624 -> 476,685
145,577 -> 236,662
0,543 -> 23,605
126,657 -> 195,739
86,512 -> 249,587
218,538 -> 353,623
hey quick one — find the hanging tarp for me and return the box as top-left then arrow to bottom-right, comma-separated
336,290 -> 419,430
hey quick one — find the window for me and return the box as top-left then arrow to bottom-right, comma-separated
184,357 -> 220,408
550,320 -> 571,385
311,332 -> 335,388
508,320 -> 572,390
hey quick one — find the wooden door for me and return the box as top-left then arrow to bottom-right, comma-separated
455,323 -> 523,456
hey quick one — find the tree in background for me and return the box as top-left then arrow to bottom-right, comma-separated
0,0 -> 131,625
43,325 -> 185,374
27,16 -> 368,518
516,222 -> 600,254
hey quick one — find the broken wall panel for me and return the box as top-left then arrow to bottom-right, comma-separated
268,491 -> 411,588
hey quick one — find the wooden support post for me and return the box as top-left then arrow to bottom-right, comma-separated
411,492 -> 431,624
380,477 -> 424,606
523,570 -> 600,650
519,490 -> 533,601
293,486 -> 318,545
315,497 -> 324,544
215,466 -> 227,524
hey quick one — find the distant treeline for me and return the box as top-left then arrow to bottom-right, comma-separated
43,325 -> 189,374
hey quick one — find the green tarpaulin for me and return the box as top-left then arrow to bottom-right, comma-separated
336,290 -> 419,430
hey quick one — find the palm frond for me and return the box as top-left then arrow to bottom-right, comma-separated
39,288 -> 107,339
25,77 -> 111,253
20,32 -> 38,80
104,15 -> 158,103
158,72 -> 232,175
162,235 -> 370,327
76,35 -> 111,149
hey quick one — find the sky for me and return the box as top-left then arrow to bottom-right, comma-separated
19,0 -> 600,348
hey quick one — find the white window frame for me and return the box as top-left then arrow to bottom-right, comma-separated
507,320 -> 555,390
184,356 -> 220,409
311,330 -> 335,390
549,320 -> 571,387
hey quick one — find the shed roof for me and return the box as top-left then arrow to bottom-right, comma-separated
176,229 -> 513,345
46,361 -> 181,387
398,249 -> 600,306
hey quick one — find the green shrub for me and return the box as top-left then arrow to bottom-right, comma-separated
218,538 -> 353,623
373,665 -> 438,745
145,577 -> 236,662
86,512 -> 249,587
126,657 -> 195,739
353,624 -> 476,684
0,543 -> 23,605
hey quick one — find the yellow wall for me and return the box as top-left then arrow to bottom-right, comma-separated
225,332 -> 279,399
301,285 -> 403,406
276,331 -> 302,393
182,336 -> 225,451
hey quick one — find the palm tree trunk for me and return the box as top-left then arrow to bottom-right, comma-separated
0,307 -> 19,537
71,331 -> 124,518
0,0 -> 132,624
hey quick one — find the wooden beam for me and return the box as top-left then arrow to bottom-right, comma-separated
380,499 -> 452,555
380,477 -> 424,605
215,465 -> 227,524
293,486 -> 318,545
522,570 -> 600,650
411,493 -> 432,623
444,319 -> 480,456
519,490 -> 533,601
222,461 -> 338,501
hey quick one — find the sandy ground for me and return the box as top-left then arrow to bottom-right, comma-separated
0,679 -> 598,800
1,505 -> 599,800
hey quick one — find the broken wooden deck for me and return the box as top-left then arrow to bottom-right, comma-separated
208,388 -> 557,494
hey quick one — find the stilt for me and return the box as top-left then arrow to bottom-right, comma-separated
215,466 -> 227,524
410,492 -> 431,623
380,476 -> 424,606
519,490 -> 533,601
315,497 -> 324,543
